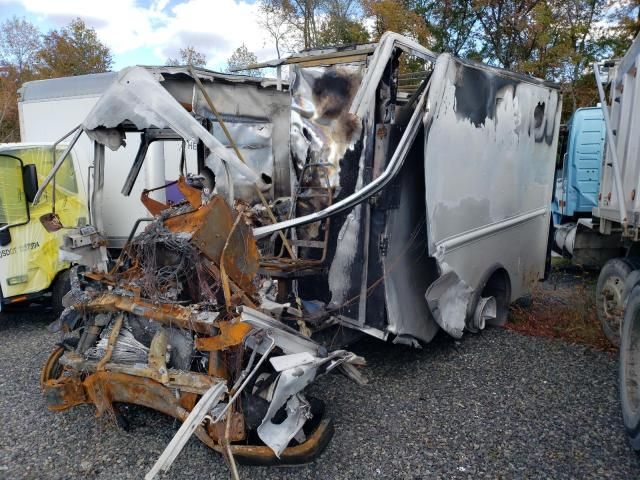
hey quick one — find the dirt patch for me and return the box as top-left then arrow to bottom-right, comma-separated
506,260 -> 615,352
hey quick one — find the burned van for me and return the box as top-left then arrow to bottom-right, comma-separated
33,32 -> 560,477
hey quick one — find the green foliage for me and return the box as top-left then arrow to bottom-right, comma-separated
37,18 -> 112,78
0,16 -> 112,142
605,0 -> 640,56
411,0 -> 478,55
317,0 -> 370,45
363,0 -> 430,44
226,44 -> 261,77
261,0 -> 370,49
317,14 -> 370,45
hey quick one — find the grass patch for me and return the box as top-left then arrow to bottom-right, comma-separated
506,265 -> 615,352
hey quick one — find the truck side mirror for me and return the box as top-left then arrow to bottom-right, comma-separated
0,154 -> 30,243
22,164 -> 39,203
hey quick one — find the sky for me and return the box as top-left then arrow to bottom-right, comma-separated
0,0 -> 280,71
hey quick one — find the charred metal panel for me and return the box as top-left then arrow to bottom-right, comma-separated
188,79 -> 291,201
380,128 -> 440,342
289,65 -> 363,191
290,64 -> 369,318
423,54 -> 560,303
207,120 -> 274,202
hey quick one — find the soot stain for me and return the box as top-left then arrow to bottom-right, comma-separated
453,64 -> 559,146
453,66 -> 519,128
312,69 -> 355,119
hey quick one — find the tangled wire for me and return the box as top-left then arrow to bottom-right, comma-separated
123,221 -> 220,304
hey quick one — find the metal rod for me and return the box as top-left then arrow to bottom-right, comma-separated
211,334 -> 275,424
224,410 -> 240,480
236,45 -> 377,71
145,383 -> 227,480
51,123 -> 79,214
594,61 -> 628,230
91,142 -> 106,232
51,147 -> 56,215
32,127 -> 82,204
109,217 -> 154,276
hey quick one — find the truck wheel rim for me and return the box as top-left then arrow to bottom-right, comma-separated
601,276 -> 626,335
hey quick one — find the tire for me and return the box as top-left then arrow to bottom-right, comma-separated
597,259 -> 634,346
51,270 -> 70,317
620,285 -> 640,450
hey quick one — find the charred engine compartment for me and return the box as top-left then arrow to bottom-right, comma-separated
42,178 -> 363,477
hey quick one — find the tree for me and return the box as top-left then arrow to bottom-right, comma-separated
551,0 -> 610,117
607,0 -> 640,56
316,0 -> 370,45
260,0 -> 370,50
283,0 -> 323,49
411,0 -> 478,56
37,18 -> 112,78
0,17 -> 42,142
226,44 -> 261,76
472,0 -> 545,70
363,0 -> 430,44
258,0 -> 299,58
470,0 -> 612,120
0,16 -> 41,83
260,0 -> 324,49
166,46 -> 207,67
0,67 -> 21,142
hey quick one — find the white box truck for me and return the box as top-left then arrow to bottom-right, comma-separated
0,73 -> 196,311
18,72 -> 196,248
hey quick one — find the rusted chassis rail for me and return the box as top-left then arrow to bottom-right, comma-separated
41,346 -> 333,465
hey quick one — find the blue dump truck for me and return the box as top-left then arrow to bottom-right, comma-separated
551,33 -> 640,450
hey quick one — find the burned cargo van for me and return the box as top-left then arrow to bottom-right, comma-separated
33,33 -> 560,476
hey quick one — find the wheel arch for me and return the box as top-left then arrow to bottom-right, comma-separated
466,263 -> 512,328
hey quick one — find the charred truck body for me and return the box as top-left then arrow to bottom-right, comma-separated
32,33 -> 561,475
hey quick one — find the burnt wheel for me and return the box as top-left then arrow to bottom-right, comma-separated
620,285 -> 640,450
597,259 -> 634,346
41,345 -> 65,388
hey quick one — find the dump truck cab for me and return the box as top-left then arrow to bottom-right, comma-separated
0,143 -> 87,312
551,107 -> 605,225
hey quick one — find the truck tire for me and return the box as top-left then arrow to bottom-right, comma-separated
597,258 -> 635,346
51,270 -> 70,317
620,285 -> 640,450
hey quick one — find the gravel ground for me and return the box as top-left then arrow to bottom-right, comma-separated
1,306 -> 639,479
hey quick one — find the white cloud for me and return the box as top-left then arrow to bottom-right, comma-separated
12,0 -> 281,70
154,0 -> 277,68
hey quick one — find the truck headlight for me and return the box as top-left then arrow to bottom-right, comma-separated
7,275 -> 28,285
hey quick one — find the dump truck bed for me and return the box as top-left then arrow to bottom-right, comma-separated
594,34 -> 640,231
